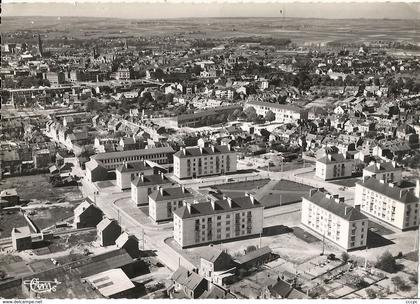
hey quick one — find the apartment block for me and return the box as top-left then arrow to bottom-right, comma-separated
173,145 -> 237,179
301,190 -> 368,251
116,161 -> 154,190
173,194 -> 263,248
315,153 -> 354,180
245,100 -> 308,124
362,161 -> 402,183
355,177 -> 420,230
148,186 -> 195,222
90,146 -> 175,170
131,172 -> 174,206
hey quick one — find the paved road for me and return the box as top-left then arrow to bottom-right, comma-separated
85,181 -> 195,272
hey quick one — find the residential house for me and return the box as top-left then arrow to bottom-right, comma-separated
74,200 -> 103,229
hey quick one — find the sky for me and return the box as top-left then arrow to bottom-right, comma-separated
2,1 -> 420,20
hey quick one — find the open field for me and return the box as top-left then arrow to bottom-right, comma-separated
0,174 -> 82,204
2,16 -> 419,45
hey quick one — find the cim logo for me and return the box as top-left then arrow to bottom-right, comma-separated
23,278 -> 62,293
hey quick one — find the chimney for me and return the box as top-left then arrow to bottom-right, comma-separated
227,197 -> 233,208
309,189 -> 317,197
211,200 -> 216,210
181,185 -> 186,193
344,206 -> 350,215
376,162 -> 381,170
379,179 -> 385,184
227,143 -> 232,151
160,171 -> 165,180
249,194 -> 256,205
140,172 -> 144,182
339,197 -> 345,203
389,183 -> 395,188
328,154 -> 332,161
326,194 -> 332,199
186,202 -> 192,213
416,179 -> 420,198
211,145 -> 215,152
159,187 -> 164,195
200,147 -> 203,154
181,147 -> 186,155
392,160 -> 397,168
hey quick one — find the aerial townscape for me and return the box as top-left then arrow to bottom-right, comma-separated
0,3 -> 419,300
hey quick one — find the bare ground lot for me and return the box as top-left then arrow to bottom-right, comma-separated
0,174 -> 83,237
0,174 -> 82,204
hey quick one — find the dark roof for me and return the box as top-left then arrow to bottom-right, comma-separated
356,177 -> 419,204
305,192 -> 368,221
199,284 -> 236,299
317,153 -> 353,164
116,161 -> 151,173
173,196 -> 262,219
235,246 -> 272,265
174,145 -> 234,158
268,278 -> 293,298
364,161 -> 401,173
200,247 -> 225,263
92,146 -> 174,161
149,186 -> 193,202
171,267 -> 206,292
131,173 -> 172,187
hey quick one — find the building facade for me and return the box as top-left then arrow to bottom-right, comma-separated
173,145 -> 237,179
301,190 -> 368,251
173,195 -> 263,248
362,161 -> 402,183
148,186 -> 195,222
90,146 -> 175,170
315,153 -> 354,180
116,161 -> 154,190
355,177 -> 420,230
245,100 -> 308,124
131,173 -> 174,206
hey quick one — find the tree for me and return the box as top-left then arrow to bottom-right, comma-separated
265,110 -> 276,122
246,245 -> 257,253
244,106 -> 257,121
391,276 -> 411,291
365,288 -> 377,299
375,251 -> 397,273
409,272 -> 418,284
341,252 -> 350,263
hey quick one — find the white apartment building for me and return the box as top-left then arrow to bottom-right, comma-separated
173,145 -> 237,179
245,100 -> 308,124
301,190 -> 369,251
173,194 -> 263,248
115,161 -> 154,190
315,153 -> 354,180
89,146 -> 175,170
148,186 -> 195,223
355,177 -> 420,230
131,172 -> 174,206
362,161 -> 402,183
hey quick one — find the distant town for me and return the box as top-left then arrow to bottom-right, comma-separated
0,14 -> 419,300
